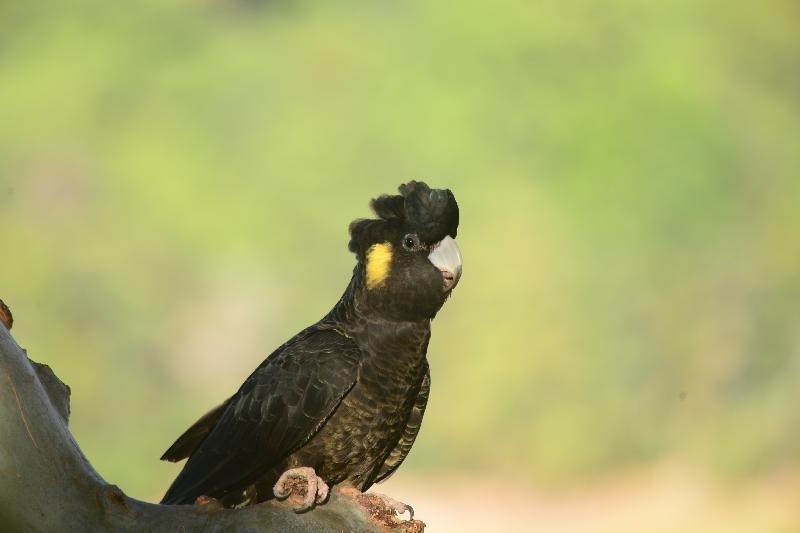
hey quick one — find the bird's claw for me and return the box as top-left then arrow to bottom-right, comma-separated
369,492 -> 414,521
273,467 -> 329,512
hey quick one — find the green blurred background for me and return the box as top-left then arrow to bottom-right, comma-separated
2,0 -> 799,530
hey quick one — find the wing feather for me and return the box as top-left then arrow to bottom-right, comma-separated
161,328 -> 361,504
160,399 -> 231,462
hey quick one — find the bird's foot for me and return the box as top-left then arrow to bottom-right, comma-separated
273,466 -> 329,513
359,492 -> 414,521
337,482 -> 416,528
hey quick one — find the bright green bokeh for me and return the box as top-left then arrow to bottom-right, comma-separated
1,0 -> 798,502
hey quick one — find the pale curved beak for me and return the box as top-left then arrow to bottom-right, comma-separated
428,235 -> 463,291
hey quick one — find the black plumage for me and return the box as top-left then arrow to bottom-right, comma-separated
161,181 -> 461,509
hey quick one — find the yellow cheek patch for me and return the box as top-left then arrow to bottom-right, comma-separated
365,242 -> 393,289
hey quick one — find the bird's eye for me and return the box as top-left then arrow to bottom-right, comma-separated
402,234 -> 419,251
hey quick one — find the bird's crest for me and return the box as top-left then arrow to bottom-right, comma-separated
348,181 -> 459,257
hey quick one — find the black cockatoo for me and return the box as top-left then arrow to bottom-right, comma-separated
160,181 -> 462,514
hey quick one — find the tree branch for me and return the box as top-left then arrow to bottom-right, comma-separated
0,315 -> 424,532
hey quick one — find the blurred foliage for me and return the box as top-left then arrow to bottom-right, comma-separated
1,0 -> 799,501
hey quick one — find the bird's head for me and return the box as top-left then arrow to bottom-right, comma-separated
348,181 -> 462,321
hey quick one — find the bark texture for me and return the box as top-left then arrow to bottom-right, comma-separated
0,320 -> 424,532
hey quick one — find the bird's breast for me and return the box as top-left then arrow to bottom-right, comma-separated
297,344 -> 428,488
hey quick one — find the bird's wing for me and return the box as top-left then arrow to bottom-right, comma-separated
161,327 -> 361,504
373,360 -> 430,484
160,398 -> 232,462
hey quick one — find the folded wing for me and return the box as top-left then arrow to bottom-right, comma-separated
161,328 -> 361,504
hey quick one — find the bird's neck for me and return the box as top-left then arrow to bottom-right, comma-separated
324,266 -> 431,367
